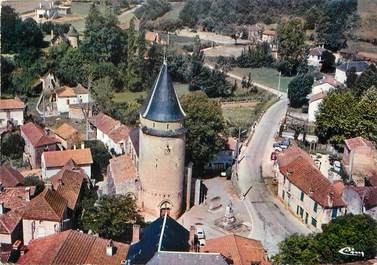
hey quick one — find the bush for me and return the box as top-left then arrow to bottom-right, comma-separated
1,132 -> 25,159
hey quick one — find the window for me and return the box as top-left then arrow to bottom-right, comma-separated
296,206 -> 300,215
311,218 -> 317,227
167,124 -> 169,129
300,191 -> 304,201
282,190 -> 285,200
331,208 -> 338,219
66,99 -> 70,105
313,202 -> 318,213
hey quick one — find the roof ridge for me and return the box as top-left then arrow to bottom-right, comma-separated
231,234 -> 243,264
158,213 -> 168,252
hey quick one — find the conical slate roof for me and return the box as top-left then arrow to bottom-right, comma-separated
141,62 -> 186,122
67,25 -> 79,37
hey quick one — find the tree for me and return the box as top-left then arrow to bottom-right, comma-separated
277,19 -> 305,76
315,90 -> 359,145
320,50 -> 335,73
190,68 -> 233,97
81,195 -> 143,241
273,214 -> 377,264
180,91 -> 225,172
352,64 -> 377,96
346,66 -> 358,88
273,234 -> 320,265
288,74 -> 314,108
1,132 -> 25,159
356,86 -> 377,143
84,140 -> 111,182
304,6 -> 322,30
24,175 -> 44,195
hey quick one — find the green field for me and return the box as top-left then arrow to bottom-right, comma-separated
113,82 -> 189,103
230,67 -> 294,92
158,2 -> 184,21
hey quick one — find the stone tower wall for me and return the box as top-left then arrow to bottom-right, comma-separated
139,122 -> 185,218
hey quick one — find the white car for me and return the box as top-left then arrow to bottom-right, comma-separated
196,228 -> 205,239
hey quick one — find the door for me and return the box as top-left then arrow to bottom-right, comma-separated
160,201 -> 171,217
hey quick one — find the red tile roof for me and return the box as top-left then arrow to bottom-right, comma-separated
108,125 -> 130,143
309,91 -> 327,103
352,186 -> 377,210
20,122 -> 60,148
17,230 -> 129,265
51,168 -> 86,210
56,86 -> 76,97
0,98 -> 25,110
201,235 -> 271,265
109,154 -> 137,184
42,148 -> 93,168
345,137 -> 375,151
90,112 -> 120,135
0,166 -> 24,187
22,188 -> 67,222
277,147 -> 346,208
0,187 -> 35,234
314,74 -> 341,87
54,123 -> 78,140
263,29 -> 276,36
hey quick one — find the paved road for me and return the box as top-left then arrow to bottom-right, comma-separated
237,96 -> 311,255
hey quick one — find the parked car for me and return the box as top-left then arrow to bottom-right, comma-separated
196,227 -> 205,239
273,138 -> 290,148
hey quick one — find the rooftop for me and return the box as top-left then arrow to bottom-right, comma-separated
21,122 -> 60,148
344,136 -> 375,150
0,98 -> 25,110
42,148 -> 93,168
90,112 -> 120,135
17,230 -> 129,265
201,234 -> 271,265
126,214 -> 190,264
0,166 -> 24,187
148,251 -> 229,265
309,47 -> 326,56
141,62 -> 186,122
337,61 -> 369,72
22,187 -> 67,222
309,91 -> 327,103
108,125 -> 130,143
129,127 -> 140,157
109,154 -> 138,184
54,123 -> 78,140
277,147 -> 346,208
0,186 -> 35,234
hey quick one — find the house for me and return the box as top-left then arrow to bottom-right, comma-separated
53,123 -> 80,149
0,166 -> 24,187
343,137 -> 377,186
54,84 -> 89,113
57,5 -> 71,16
308,47 -> 327,67
41,148 -> 93,179
22,187 -> 69,245
276,146 -> 347,230
206,137 -> 237,172
0,186 -> 35,244
201,235 -> 271,265
342,186 -> 377,221
102,154 -> 139,197
90,112 -> 130,155
308,91 -> 327,123
145,31 -> 167,45
49,25 -> 79,48
261,29 -> 276,44
17,229 -> 129,265
35,1 -> 58,20
0,98 -> 25,128
20,122 -> 60,169
247,23 -> 264,43
335,61 -> 369,84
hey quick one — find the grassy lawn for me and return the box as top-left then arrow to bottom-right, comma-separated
113,82 -> 189,103
222,104 -> 257,128
158,2 -> 185,21
229,67 -> 294,92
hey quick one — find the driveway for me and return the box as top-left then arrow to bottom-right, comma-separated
236,97 -> 311,255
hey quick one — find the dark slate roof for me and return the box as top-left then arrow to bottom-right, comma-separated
147,252 -> 229,265
126,215 -> 190,264
337,61 -> 369,72
129,127 -> 139,157
141,63 -> 186,122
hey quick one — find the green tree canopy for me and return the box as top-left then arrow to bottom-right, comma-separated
277,19 -> 305,76
81,195 -> 143,241
180,91 -> 225,172
288,74 -> 314,108
274,214 -> 377,264
320,50 -> 335,73
1,132 -> 25,159
352,64 -> 377,96
84,140 -> 111,182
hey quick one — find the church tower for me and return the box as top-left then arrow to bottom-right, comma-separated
139,61 -> 186,219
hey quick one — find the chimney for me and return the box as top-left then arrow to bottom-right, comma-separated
106,240 -> 114,256
25,187 -> 31,201
0,202 -> 4,214
45,181 -> 52,191
81,143 -> 85,149
73,144 -> 76,150
20,246 -> 27,256
189,225 -> 197,251
327,192 -> 334,208
132,224 -> 140,243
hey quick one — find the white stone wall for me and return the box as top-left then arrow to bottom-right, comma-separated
0,109 -> 24,127
138,120 -> 185,219
312,83 -> 334,94
41,154 -> 91,179
308,55 -> 321,67
0,233 -> 12,244
308,99 -> 323,123
23,219 -> 61,245
56,96 -> 78,113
